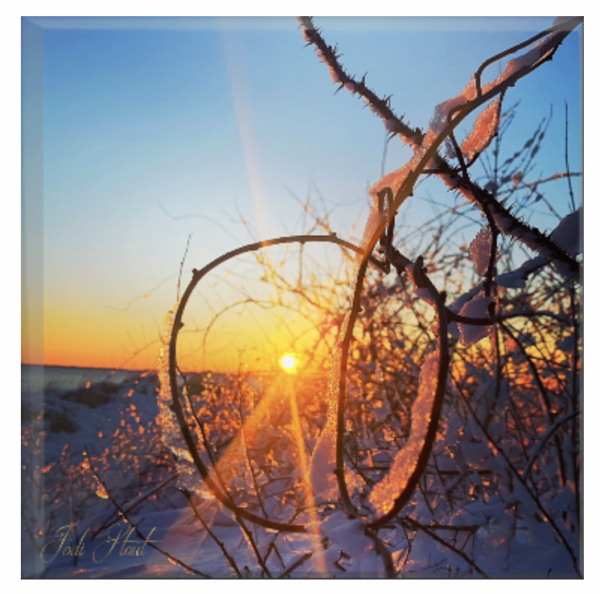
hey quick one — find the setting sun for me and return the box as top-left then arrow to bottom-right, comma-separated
279,354 -> 297,373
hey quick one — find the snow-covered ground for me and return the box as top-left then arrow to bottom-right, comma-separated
22,365 -> 581,578
21,367 -> 323,578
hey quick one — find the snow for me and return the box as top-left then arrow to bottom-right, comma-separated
309,422 -> 337,499
362,204 -> 386,248
495,255 -> 547,288
460,99 -> 501,162
369,353 -> 439,514
368,160 -> 413,205
458,294 -> 494,347
428,78 -> 477,137
550,207 -> 581,257
22,351 -> 581,577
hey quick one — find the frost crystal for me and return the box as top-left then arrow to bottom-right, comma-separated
460,99 -> 501,162
469,226 -> 493,276
369,353 -> 439,514
156,301 -> 201,492
362,207 -> 386,249
309,417 -> 337,499
368,160 -> 412,205
96,484 -> 109,499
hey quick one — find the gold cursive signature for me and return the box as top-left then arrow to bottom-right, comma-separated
40,521 -> 160,564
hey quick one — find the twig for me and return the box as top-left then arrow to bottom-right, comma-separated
401,517 -> 489,578
522,410 -> 580,481
177,234 -> 192,302
279,552 -> 313,578
365,528 -> 396,577
451,380 -> 581,576
499,320 -> 553,426
83,447 -> 212,578
564,102 -> 577,212
180,489 -> 242,578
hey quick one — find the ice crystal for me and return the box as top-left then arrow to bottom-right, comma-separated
156,300 -> 201,492
460,99 -> 501,162
310,188 -> 390,500
368,161 -> 413,205
469,226 -> 492,276
309,310 -> 350,500
369,353 -> 439,514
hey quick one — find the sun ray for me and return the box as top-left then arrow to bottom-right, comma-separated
220,26 -> 269,242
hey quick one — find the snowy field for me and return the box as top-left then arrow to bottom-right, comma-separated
22,364 -> 581,578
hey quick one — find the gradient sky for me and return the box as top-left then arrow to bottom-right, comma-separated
21,16 -> 582,372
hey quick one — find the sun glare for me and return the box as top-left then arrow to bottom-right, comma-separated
279,354 -> 297,373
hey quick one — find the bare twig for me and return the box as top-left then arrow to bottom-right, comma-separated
401,517 -> 489,578
83,447 -> 212,578
177,234 -> 192,302
180,488 -> 242,578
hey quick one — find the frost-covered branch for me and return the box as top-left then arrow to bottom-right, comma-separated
297,16 -> 582,280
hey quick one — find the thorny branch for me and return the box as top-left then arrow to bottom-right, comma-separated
296,16 -> 582,279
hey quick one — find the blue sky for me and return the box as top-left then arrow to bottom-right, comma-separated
21,16 -> 582,369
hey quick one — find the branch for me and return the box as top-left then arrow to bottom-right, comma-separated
521,410 -> 580,481
180,488 -> 242,578
84,447 -> 212,578
279,552 -> 313,578
400,517 -> 489,578
297,16 -> 582,280
367,261 -> 450,529
450,380 -> 581,576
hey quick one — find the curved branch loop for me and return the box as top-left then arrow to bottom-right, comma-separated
167,234 -> 383,533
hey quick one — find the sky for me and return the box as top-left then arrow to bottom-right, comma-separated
21,16 -> 582,372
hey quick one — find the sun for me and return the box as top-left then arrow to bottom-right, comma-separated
279,354 -> 297,373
